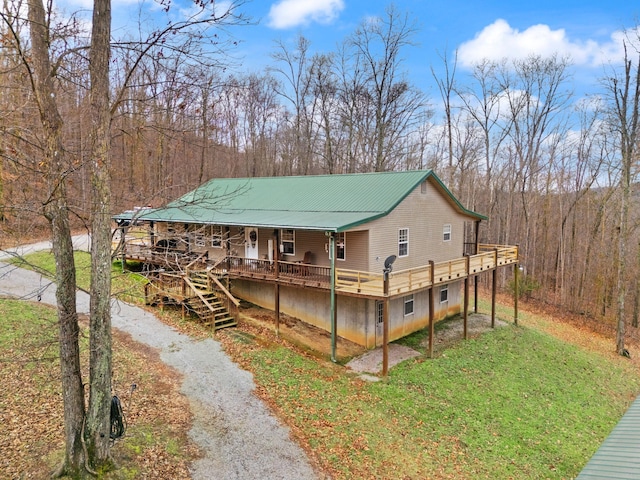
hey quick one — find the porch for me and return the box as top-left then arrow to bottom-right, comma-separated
118,241 -> 518,299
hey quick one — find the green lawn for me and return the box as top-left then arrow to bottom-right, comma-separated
13,251 -> 640,479
10,251 -> 148,304
221,318 -> 640,479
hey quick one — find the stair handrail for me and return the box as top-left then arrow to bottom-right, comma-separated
207,271 -> 240,307
183,276 -> 219,313
185,251 -> 209,272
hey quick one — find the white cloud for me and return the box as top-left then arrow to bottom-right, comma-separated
458,19 -> 627,68
267,0 -> 344,29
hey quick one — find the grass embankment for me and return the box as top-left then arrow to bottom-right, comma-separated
218,307 -> 640,479
1,252 -> 197,478
6,252 -> 640,478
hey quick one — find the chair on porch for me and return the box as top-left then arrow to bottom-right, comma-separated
302,251 -> 312,264
296,251 -> 312,276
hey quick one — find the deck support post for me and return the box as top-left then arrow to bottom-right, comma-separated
273,230 -> 280,336
514,261 -> 519,326
491,267 -> 497,328
474,276 -> 478,313
121,225 -> 127,272
491,248 -> 498,328
329,232 -> 337,362
473,219 -> 480,313
428,260 -> 435,359
382,271 -> 390,376
464,255 -> 470,340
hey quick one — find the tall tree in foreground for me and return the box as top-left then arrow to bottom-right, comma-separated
21,0 -> 86,474
604,38 -> 640,355
3,0 -> 250,475
85,0 -> 113,467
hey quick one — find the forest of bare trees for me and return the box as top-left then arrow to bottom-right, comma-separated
2,5 -> 640,354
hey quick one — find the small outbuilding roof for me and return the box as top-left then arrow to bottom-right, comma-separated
577,395 -> 640,479
114,170 -> 486,232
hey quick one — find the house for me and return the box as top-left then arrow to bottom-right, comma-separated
113,170 -> 518,355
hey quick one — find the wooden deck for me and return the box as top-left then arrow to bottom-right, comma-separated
121,242 -> 518,298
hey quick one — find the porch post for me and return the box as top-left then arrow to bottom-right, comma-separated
428,260 -> 435,359
329,232 -> 337,362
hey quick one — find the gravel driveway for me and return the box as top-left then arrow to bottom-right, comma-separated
0,238 -> 319,479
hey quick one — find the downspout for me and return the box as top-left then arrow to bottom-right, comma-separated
329,231 -> 336,362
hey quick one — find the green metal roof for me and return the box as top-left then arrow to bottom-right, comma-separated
114,170 -> 486,231
577,395 -> 640,479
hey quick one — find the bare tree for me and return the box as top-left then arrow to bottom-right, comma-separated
85,0 -> 113,467
346,4 -> 425,172
16,0 -> 86,474
603,38 -> 640,355
271,35 -> 317,174
432,50 -> 457,183
2,0 -> 251,475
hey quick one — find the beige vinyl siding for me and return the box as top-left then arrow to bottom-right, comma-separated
366,179 -> 470,271
336,230 -> 369,271
288,230 -> 325,263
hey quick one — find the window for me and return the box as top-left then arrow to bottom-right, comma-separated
280,229 -> 295,255
194,233 -> 206,248
376,300 -> 384,326
398,228 -> 409,257
211,225 -> 224,248
336,232 -> 346,261
440,285 -> 449,304
443,224 -> 452,242
404,294 -> 414,316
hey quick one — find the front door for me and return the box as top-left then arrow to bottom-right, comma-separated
245,227 -> 259,260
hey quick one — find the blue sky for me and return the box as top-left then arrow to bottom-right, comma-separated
229,0 -> 639,97
60,0 -> 640,98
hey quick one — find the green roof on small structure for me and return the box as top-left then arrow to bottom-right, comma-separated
114,170 -> 486,231
577,395 -> 640,479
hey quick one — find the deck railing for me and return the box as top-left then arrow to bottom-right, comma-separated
129,242 -> 518,298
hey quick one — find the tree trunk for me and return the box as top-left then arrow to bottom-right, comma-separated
27,0 -> 86,475
85,0 -> 114,469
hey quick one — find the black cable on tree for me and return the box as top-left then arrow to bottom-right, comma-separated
110,395 -> 125,440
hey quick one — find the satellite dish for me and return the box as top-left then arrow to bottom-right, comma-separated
384,255 -> 397,272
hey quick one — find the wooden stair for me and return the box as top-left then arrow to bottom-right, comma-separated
184,272 -> 237,330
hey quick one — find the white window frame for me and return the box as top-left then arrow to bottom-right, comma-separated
280,229 -> 295,256
211,225 -> 224,248
404,294 -> 414,316
443,224 -> 452,242
194,233 -> 206,248
398,228 -> 409,257
440,285 -> 449,304
336,232 -> 346,261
